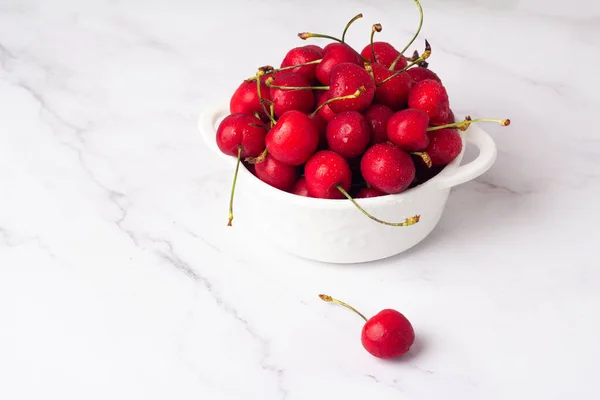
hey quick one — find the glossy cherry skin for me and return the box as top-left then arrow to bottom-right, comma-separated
254,154 -> 298,192
356,187 -> 385,198
328,62 -> 376,114
269,72 -> 315,117
372,63 -> 413,111
304,150 -> 352,199
360,41 -> 407,70
279,45 -> 323,82
309,112 -> 328,149
326,111 -> 371,159
386,108 -> 430,152
361,309 -> 415,359
407,79 -> 450,124
315,91 -> 337,122
406,67 -> 442,84
425,128 -> 463,166
216,113 -> 266,158
430,108 -> 455,126
290,177 -> 312,197
316,43 -> 362,85
363,104 -> 394,145
360,142 -> 416,194
265,110 -> 319,166
229,80 -> 271,120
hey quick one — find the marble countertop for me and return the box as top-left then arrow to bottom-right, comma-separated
1,0 -> 599,399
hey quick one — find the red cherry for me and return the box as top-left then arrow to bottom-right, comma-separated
430,108 -> 455,126
215,113 -> 267,226
290,176 -> 312,197
361,142 -> 416,194
229,80 -> 271,120
304,150 -> 352,199
363,104 -> 394,145
361,309 -> 415,359
356,187 -> 385,198
325,111 -> 371,159
303,44 -> 324,53
315,91 -> 336,122
386,108 -> 430,152
254,154 -> 298,192
408,79 -> 450,124
216,113 -> 266,158
245,162 -> 256,176
406,67 -> 441,84
265,110 -> 319,166
309,112 -> 328,149
360,41 -> 407,70
371,62 -> 413,111
279,45 -> 323,82
319,294 -> 415,360
316,43 -> 362,85
424,128 -> 463,166
328,62 -> 376,114
269,72 -> 315,117
314,89 -> 327,104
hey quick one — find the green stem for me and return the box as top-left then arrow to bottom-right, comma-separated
309,87 -> 365,118
342,13 -> 364,43
377,40 -> 430,86
246,59 -> 323,81
426,118 -> 511,132
227,147 -> 242,227
256,77 -> 276,125
370,24 -> 382,63
298,32 -> 343,43
318,294 -> 368,322
266,83 -> 329,91
336,185 -> 421,227
389,0 -> 424,70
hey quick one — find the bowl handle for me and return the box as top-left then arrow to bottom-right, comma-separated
434,125 -> 497,189
197,102 -> 230,159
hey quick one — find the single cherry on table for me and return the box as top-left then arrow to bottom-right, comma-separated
319,294 -> 415,359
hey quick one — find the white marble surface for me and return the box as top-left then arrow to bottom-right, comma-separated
1,0 -> 599,398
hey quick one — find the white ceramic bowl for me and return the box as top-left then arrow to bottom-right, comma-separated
198,102 -> 497,264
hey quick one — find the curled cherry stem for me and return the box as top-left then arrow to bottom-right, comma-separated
227,146 -> 243,227
370,23 -> 382,63
377,40 -> 431,86
336,185 -> 421,227
427,117 -> 511,132
342,13 -> 364,43
319,294 -> 368,322
390,0 -> 424,70
309,87 -> 365,118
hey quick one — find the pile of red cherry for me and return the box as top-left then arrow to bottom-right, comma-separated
215,3 -> 509,228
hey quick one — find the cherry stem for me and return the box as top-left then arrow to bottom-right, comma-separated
318,294 -> 368,322
390,0 -> 424,70
298,32 -> 343,43
426,117 -> 511,132
370,24 -> 382,63
227,146 -> 242,227
265,77 -> 329,91
342,13 -> 363,43
245,148 -> 267,164
246,60 -> 323,81
410,151 -> 432,168
336,185 -> 421,227
377,39 -> 431,86
256,75 -> 276,126
309,86 -> 365,118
